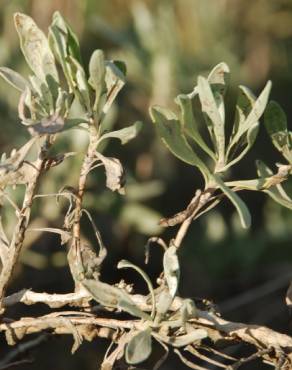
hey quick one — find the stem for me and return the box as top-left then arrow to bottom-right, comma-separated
0,136 -> 53,308
173,188 -> 215,248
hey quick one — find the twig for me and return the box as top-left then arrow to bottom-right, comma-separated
0,136 -> 53,308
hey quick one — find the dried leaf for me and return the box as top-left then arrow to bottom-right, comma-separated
95,152 -> 125,194
99,121 -> 142,145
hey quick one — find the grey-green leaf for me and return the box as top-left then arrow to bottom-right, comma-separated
197,76 -> 225,168
175,94 -> 216,160
14,13 -> 59,83
118,259 -> 155,318
150,106 -> 210,180
230,81 -> 271,147
125,328 -> 152,365
163,245 -> 180,298
0,67 -> 29,92
89,49 -> 106,108
264,101 -> 292,163
99,121 -> 142,145
213,174 -> 251,228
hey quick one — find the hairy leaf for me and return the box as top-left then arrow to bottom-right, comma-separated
14,13 -> 59,83
125,328 -> 152,365
89,49 -> 106,110
150,106 -> 210,180
197,76 -> 225,168
175,94 -> 216,160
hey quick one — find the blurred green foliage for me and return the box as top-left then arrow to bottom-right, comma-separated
0,0 -> 292,328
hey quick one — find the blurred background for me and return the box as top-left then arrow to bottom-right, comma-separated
0,0 -> 292,369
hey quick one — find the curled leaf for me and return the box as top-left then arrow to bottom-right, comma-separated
99,121 -> 142,145
95,152 -> 125,194
0,67 -> 29,92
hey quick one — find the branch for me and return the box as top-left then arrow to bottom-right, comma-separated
0,136 -> 54,308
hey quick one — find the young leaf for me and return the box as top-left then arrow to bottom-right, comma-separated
150,106 -> 210,181
213,174 -> 251,228
175,94 -> 216,160
264,101 -> 292,163
125,328 -> 152,365
89,49 -> 106,109
0,67 -> 29,92
98,121 -> 142,144
102,61 -> 126,115
197,76 -> 225,169
163,245 -> 180,298
230,81 -> 272,148
14,13 -> 59,83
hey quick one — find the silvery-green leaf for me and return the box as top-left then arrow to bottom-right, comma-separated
83,278 -> 150,319
14,13 -> 59,83
102,61 -> 126,114
69,57 -> 91,113
172,329 -> 207,347
232,85 -> 255,137
223,121 -> 259,171
256,160 -> 292,210
163,245 -> 180,298
264,101 -> 292,163
0,67 -> 29,92
156,290 -> 173,316
29,75 -> 54,114
95,152 -> 125,194
197,76 -> 225,169
117,259 -> 155,319
230,81 -> 271,148
98,121 -> 142,144
175,94 -> 216,160
213,174 -> 251,228
125,328 -> 152,365
89,49 -> 106,110
208,62 -> 230,122
150,106 -> 210,181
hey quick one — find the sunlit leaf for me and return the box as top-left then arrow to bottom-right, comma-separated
197,76 -> 225,168
175,94 -> 216,160
125,328 -> 152,365
14,13 -> 59,83
89,49 -> 106,110
150,106 -> 210,180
